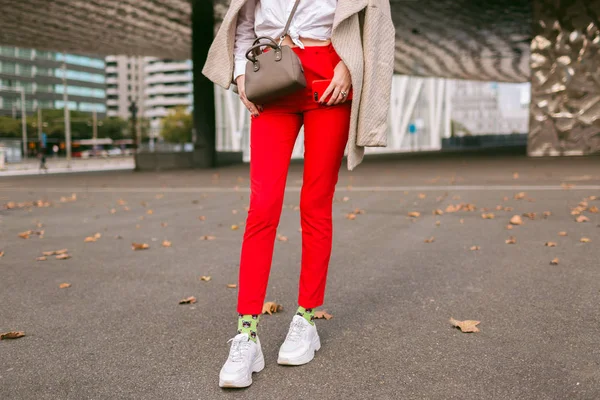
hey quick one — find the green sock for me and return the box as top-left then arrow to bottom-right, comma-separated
237,314 -> 259,342
296,306 -> 315,325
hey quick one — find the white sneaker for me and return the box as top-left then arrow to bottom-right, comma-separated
219,333 -> 265,388
277,315 -> 321,365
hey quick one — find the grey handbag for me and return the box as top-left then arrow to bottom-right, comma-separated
243,0 -> 307,104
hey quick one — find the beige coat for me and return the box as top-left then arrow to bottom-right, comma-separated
202,0 -> 395,170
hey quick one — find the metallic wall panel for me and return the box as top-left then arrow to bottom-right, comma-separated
529,0 -> 600,155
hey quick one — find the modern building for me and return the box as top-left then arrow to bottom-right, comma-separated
143,58 -> 193,133
0,46 -> 106,117
105,55 -> 145,120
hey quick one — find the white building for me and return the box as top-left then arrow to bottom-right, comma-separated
143,58 -> 193,135
105,56 -> 145,120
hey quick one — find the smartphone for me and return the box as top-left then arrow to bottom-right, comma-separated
312,79 -> 352,103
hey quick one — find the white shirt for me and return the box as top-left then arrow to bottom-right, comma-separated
233,0 -> 337,80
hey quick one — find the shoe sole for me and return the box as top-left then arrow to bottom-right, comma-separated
219,352 -> 265,388
277,334 -> 321,366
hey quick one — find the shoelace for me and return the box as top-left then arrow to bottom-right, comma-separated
286,319 -> 307,342
227,337 -> 252,363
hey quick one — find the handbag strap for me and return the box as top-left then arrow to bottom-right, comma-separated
279,0 -> 302,44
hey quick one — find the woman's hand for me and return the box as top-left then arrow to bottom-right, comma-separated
319,60 -> 352,106
236,75 -> 262,117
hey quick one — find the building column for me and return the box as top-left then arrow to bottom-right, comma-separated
191,0 -> 217,168
528,0 -> 600,156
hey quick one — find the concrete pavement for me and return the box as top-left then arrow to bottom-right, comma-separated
1,153 -> 599,399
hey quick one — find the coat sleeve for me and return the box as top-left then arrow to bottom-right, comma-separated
202,4 -> 241,90
356,0 -> 395,147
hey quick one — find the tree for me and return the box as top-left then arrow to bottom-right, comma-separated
0,116 -> 21,138
98,117 -> 128,140
160,106 -> 193,144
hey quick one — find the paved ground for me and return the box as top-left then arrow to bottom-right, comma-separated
0,156 -> 134,176
1,153 -> 599,400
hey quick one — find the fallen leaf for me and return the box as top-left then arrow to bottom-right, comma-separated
446,205 -> 459,213
36,256 -> 47,261
161,222 -> 168,227
408,211 -> 421,218
60,194 -> 77,203
435,221 -> 441,226
424,237 -> 435,243
0,331 -> 25,340
59,283 -> 71,289
545,242 -> 557,247
550,258 -> 560,265
0,251 -> 3,257
510,215 -> 523,225
147,209 -> 154,215
481,213 -> 495,220
576,215 -> 590,223
513,172 -> 519,179
418,193 -> 427,199
231,225 -> 239,231
117,199 -> 127,206
84,236 -> 97,243
232,209 -> 239,215
354,208 -> 365,215
162,240 -> 172,247
56,253 -> 71,260
199,276 -> 211,282
514,192 -> 526,200
110,208 -> 117,214
449,317 -> 480,333
200,235 -> 216,241
262,301 -> 283,315
227,284 -> 237,289
589,206 -> 599,214
155,194 -> 164,199
470,246 -> 480,251
523,212 -> 536,220
504,207 -> 514,212
132,243 -> 149,251
198,216 -> 206,221
346,213 -> 357,220
459,219 -> 464,224
434,209 -> 444,215
277,235 -> 288,242
179,296 -> 196,304
543,211 -> 552,218
342,196 -> 350,202
506,225 -> 514,230
506,236 -> 517,244
580,237 -> 591,243
314,311 -> 333,320
589,196 -> 598,201
18,231 -> 32,239
558,231 -> 568,236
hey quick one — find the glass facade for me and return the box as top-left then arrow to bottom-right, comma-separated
55,84 -> 105,98
55,69 -> 105,84
79,102 -> 107,112
0,46 -> 106,116
55,53 -> 105,69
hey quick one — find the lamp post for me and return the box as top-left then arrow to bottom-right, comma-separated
62,53 -> 72,166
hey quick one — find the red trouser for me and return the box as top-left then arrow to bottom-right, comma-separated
237,44 -> 351,315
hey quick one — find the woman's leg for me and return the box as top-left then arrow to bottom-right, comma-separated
298,102 -> 351,309
237,110 -> 303,315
